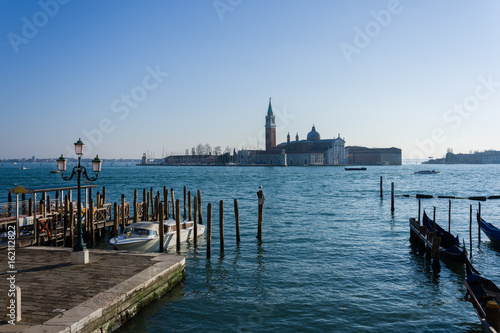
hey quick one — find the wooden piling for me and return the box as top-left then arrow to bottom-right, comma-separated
102,186 -> 106,206
159,202 -> 164,253
121,194 -> 126,232
207,202 -> 212,259
418,199 -> 421,223
175,199 -> 181,252
143,188 -> 148,220
164,186 -> 170,219
113,202 -> 119,236
183,186 -> 187,220
149,188 -> 154,220
197,190 -> 203,225
448,200 -> 451,233
380,176 -> 383,198
188,191 -> 192,221
193,196 -> 198,244
133,189 -> 139,222
470,205 -> 473,259
257,189 -> 264,241
219,200 -> 224,253
478,202 -> 482,244
234,198 -> 240,243
391,182 -> 394,212
433,206 -> 436,233
171,188 -> 176,222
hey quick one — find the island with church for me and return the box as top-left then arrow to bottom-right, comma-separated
140,99 -> 402,166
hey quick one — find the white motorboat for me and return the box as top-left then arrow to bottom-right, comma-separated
109,220 -> 205,252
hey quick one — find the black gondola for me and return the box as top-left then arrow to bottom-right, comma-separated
422,211 -> 467,263
464,260 -> 500,333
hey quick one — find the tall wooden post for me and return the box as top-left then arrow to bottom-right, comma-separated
197,190 -> 203,225
113,202 -> 119,236
121,194 -> 126,231
149,188 -> 154,220
448,200 -> 451,233
175,199 -> 181,252
234,199 -> 240,243
133,189 -> 139,222
470,205 -> 473,259
193,196 -> 198,244
7,192 -> 12,216
219,200 -> 224,253
159,202 -> 164,253
164,186 -> 170,219
171,188 -> 176,222
478,202 -> 482,244
418,199 -> 421,223
207,202 -> 212,258
380,176 -> 383,198
391,182 -> 395,212
188,191 -> 192,221
433,206 -> 436,234
257,188 -> 264,241
143,188 -> 148,221
102,186 -> 106,206
183,186 -> 187,220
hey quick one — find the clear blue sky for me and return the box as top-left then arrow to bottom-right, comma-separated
1,0 -> 499,160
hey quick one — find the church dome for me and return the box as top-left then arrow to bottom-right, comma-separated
307,125 -> 321,141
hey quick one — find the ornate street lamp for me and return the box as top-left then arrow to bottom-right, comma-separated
58,139 -> 102,256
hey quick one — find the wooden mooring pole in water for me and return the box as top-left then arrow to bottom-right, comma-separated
380,176 -> 383,198
183,186 -> 187,220
193,196 -> 198,243
175,199 -> 181,252
159,202 -> 164,253
390,182 -> 394,212
478,202 -> 482,244
171,188 -> 176,222
470,205 -> 473,259
197,190 -> 203,225
207,203 -> 212,259
219,200 -> 224,253
188,191 -> 192,221
234,198 -> 240,243
448,200 -> 451,233
257,188 -> 264,241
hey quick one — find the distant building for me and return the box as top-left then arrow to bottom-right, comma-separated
238,99 -> 347,166
442,150 -> 500,164
346,146 -> 402,165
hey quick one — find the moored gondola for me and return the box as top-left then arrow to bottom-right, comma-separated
478,214 -> 500,245
422,211 -> 467,263
464,260 -> 500,333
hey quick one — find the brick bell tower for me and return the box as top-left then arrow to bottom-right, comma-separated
265,98 -> 276,151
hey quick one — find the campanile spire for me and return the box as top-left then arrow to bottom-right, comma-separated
265,98 -> 276,150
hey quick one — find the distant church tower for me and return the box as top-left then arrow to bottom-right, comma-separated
265,98 -> 276,150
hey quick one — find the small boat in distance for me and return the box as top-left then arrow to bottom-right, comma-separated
110,220 -> 205,252
415,170 -> 440,174
464,261 -> 500,333
477,214 -> 500,244
422,211 -> 467,263
345,167 -> 367,171
50,170 -> 60,173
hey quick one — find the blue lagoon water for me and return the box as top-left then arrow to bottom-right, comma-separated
2,163 -> 500,332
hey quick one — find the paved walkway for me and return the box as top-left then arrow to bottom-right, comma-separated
0,247 -> 183,332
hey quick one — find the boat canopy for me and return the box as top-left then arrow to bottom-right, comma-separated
127,222 -> 159,231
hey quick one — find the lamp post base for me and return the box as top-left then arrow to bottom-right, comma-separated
71,250 -> 90,265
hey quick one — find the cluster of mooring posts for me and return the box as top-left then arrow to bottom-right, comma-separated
0,185 -> 265,257
379,176 -> 499,214
408,199 -> 487,268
